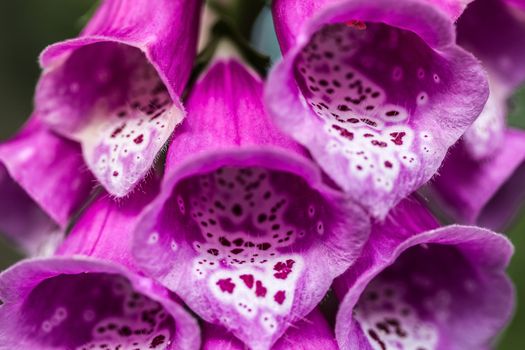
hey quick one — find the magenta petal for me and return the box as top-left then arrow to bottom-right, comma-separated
458,0 -> 525,92
0,120 -> 94,255
457,0 -> 525,159
431,128 -> 525,230
35,0 -> 202,197
334,197 -> 514,350
266,0 -> 488,218
57,173 -> 161,271
462,78 -> 508,160
272,0 -> 473,53
0,176 -> 201,349
202,309 -> 337,349
0,257 -> 200,350
0,166 -> 59,256
133,60 -> 370,349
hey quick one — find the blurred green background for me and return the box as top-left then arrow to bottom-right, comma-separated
0,1 -> 524,349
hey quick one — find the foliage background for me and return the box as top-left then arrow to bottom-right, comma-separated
0,1 -> 523,348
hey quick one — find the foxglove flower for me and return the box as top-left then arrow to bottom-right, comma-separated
432,0 -> 525,229
34,0 -> 202,197
0,120 -> 93,255
266,0 -> 489,218
133,60 -> 370,349
333,196 -> 514,350
0,177 -> 201,350
202,309 -> 337,349
456,0 -> 525,160
432,130 -> 525,229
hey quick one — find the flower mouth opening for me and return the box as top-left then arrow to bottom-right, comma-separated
144,165 -> 344,336
38,42 -> 182,196
20,272 -> 175,350
293,21 -> 448,192
40,42 -> 174,134
353,244 -> 479,350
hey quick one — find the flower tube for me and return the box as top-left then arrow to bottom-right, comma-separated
432,0 -> 525,229
0,177 -> 200,350
133,60 -> 370,349
34,0 -> 203,196
0,120 -> 93,255
266,0 -> 489,218
334,196 -> 514,350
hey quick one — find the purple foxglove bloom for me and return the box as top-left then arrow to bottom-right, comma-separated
0,258 -> 200,350
431,0 -> 525,228
0,176 -> 201,350
432,129 -> 525,229
132,59 -> 370,350
202,309 -> 337,349
34,0 -> 202,197
266,0 -> 489,218
0,120 -> 94,255
457,0 -> 525,160
333,196 -> 514,350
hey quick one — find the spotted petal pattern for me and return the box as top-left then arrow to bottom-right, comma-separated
0,258 -> 200,350
334,196 -> 514,350
133,60 -> 370,350
34,0 -> 202,197
202,309 -> 338,349
266,0 -> 488,218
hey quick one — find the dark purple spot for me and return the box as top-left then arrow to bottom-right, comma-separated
257,242 -> 271,251
390,132 -> 406,145
255,280 -> 267,297
371,140 -> 388,148
274,290 -> 286,305
219,237 -> 231,247
231,204 -> 243,217
111,124 -> 126,138
217,278 -> 235,294
274,259 -> 295,279
240,274 -> 254,289
207,248 -> 219,256
149,334 -> 166,349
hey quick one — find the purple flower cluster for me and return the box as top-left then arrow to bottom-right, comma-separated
0,0 -> 523,349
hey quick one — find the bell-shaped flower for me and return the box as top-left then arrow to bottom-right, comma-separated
34,0 -> 203,197
266,0 -> 489,218
202,309 -> 337,349
333,196 -> 514,350
0,177 -> 201,350
0,119 -> 94,255
431,0 -> 525,229
132,59 -> 370,350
